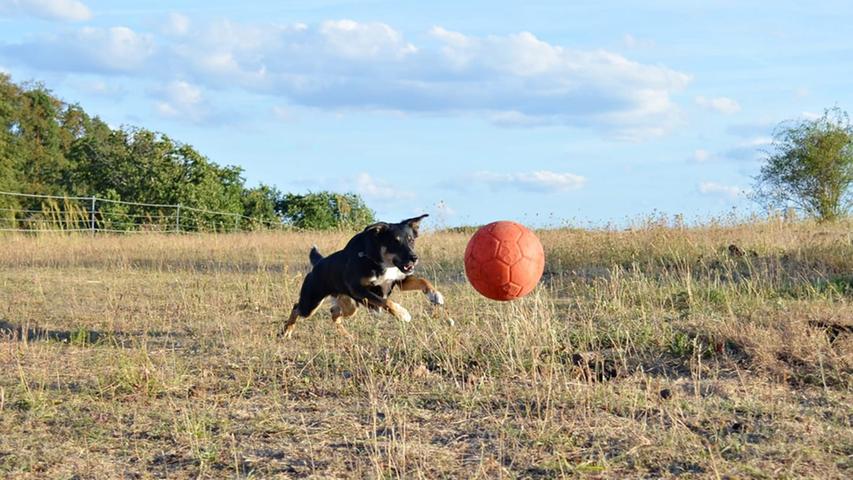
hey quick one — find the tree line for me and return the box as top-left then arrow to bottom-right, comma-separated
0,74 -> 374,231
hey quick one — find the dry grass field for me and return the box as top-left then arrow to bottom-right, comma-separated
1,219 -> 851,479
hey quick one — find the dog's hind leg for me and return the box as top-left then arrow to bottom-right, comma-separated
330,295 -> 358,337
280,292 -> 326,339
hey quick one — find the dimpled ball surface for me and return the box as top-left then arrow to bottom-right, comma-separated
463,221 -> 545,301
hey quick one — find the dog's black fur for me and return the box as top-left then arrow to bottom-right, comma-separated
282,214 -> 443,337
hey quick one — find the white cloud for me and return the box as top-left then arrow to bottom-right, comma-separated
2,26 -> 154,73
271,105 -> 297,122
726,121 -> 773,139
152,80 -> 212,123
715,136 -> 773,163
698,181 -> 747,199
623,33 -> 655,49
162,12 -> 190,36
355,173 -> 415,200
693,149 -> 712,162
0,0 -> 91,21
488,111 -> 551,128
695,95 -> 741,114
422,27 -> 689,137
1,20 -> 690,137
72,78 -> 125,98
743,136 -> 772,147
319,19 -> 416,60
692,137 -> 772,163
470,170 -> 587,193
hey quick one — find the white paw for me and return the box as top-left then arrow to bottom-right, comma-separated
427,290 -> 445,306
396,305 -> 412,322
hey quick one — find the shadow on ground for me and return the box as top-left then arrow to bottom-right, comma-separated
0,319 -> 185,348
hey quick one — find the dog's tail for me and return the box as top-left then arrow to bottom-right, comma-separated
309,245 -> 323,267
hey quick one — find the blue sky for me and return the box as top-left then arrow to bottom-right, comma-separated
1,0 -> 851,227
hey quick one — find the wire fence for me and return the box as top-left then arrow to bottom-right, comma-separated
0,190 -> 286,234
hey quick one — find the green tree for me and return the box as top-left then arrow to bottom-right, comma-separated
753,107 -> 853,221
16,85 -> 69,195
0,74 -> 372,232
0,74 -> 23,225
0,75 -> 22,194
241,184 -> 282,229
279,191 -> 375,230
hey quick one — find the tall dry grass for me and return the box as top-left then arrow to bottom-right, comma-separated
0,219 -> 851,478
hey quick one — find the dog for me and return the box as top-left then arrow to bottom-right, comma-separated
280,214 -> 448,338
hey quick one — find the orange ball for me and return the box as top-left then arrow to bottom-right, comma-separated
464,221 -> 545,301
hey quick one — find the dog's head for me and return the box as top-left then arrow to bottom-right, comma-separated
363,214 -> 428,274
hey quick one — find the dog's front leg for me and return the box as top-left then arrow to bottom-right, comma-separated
352,285 -> 411,323
399,276 -> 445,306
384,300 -> 412,322
398,276 -> 454,326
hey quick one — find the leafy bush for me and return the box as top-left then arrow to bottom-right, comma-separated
279,191 -> 375,230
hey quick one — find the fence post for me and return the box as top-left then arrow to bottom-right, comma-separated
234,214 -> 240,232
90,196 -> 96,234
176,204 -> 181,233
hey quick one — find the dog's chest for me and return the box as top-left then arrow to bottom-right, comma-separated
367,267 -> 408,286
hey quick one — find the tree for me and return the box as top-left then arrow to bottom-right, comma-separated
241,184 -> 282,228
752,107 -> 853,221
0,74 -> 23,222
16,85 -> 69,195
278,191 -> 375,230
0,74 -> 375,232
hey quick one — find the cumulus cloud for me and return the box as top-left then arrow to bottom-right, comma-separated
355,173 -> 415,201
461,170 -> 587,193
623,33 -> 655,49
726,121 -> 773,139
698,181 -> 747,199
421,28 -> 689,137
692,149 -> 712,162
162,12 -> 190,36
695,95 -> 741,114
0,19 -> 690,136
72,78 -> 125,98
0,0 -> 91,21
722,136 -> 773,162
151,80 -> 216,124
271,105 -> 298,122
2,26 -> 154,73
691,137 -> 772,164
319,20 -> 416,60
287,172 -> 414,203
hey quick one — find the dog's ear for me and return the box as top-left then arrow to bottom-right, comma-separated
402,214 -> 428,237
359,222 -> 389,263
364,222 -> 389,235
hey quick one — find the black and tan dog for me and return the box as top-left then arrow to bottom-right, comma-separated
281,214 -> 448,338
